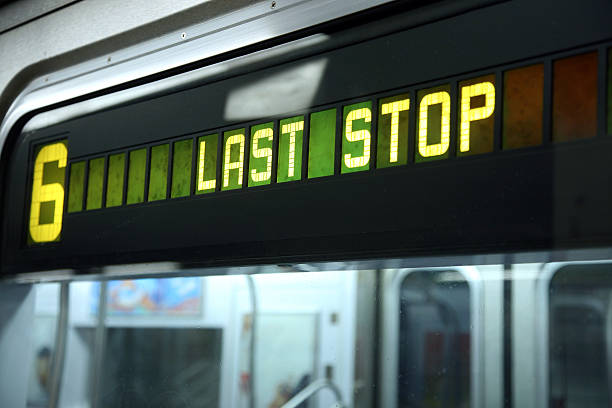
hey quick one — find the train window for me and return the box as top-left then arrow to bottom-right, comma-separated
398,270 -> 472,408
548,263 -> 612,408
51,270 -> 365,408
9,258 -> 612,407
26,283 -> 61,408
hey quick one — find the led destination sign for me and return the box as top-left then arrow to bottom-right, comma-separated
28,50 -> 603,245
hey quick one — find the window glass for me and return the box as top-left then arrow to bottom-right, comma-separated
5,256 -> 612,408
549,264 -> 612,408
399,270 -> 471,408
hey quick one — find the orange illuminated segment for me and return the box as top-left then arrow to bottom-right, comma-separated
503,64 -> 544,149
552,52 -> 598,142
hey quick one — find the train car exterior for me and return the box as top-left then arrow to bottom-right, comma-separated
1,0 -> 612,407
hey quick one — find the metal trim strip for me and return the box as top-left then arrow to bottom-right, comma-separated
0,0 -> 396,158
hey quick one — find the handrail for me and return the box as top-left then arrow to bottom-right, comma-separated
280,378 -> 345,408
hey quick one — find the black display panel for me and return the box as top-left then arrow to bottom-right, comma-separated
3,0 -> 612,273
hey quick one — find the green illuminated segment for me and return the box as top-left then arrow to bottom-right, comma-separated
106,153 -> 125,207
67,161 -> 85,213
127,148 -> 147,204
222,129 -> 245,191
171,139 -> 193,198
249,122 -> 274,187
196,134 -> 218,194
86,157 -> 105,210
148,144 -> 169,202
278,116 -> 304,183
415,85 -> 451,163
378,94 -> 410,168
308,108 -> 336,178
342,101 -> 372,174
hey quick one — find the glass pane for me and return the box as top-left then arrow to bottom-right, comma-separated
7,254 -> 612,407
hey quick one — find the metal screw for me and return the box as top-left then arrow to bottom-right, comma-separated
181,32 -> 187,39
271,1 -> 276,9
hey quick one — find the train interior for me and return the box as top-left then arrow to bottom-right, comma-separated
1,251 -> 609,408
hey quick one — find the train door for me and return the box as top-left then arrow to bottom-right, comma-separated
380,267 -> 485,408
539,262 -> 612,408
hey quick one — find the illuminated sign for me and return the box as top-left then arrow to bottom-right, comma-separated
27,50 -> 603,244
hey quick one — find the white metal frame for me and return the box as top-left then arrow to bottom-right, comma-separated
0,0 -> 396,156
